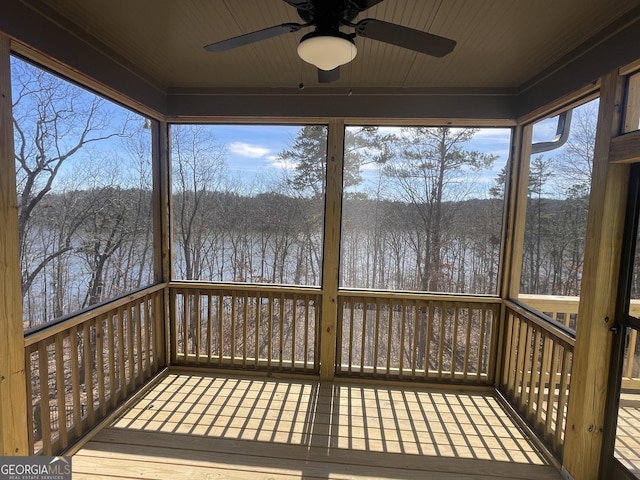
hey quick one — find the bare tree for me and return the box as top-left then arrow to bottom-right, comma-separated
12,58 -> 130,299
386,127 -> 496,291
171,125 -> 227,280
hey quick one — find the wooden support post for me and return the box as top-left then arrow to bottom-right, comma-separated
152,120 -> 170,367
153,120 -> 171,285
501,124 -> 534,301
563,70 -> 628,480
495,124 -> 533,388
0,35 -> 29,456
624,73 -> 640,133
319,120 -> 344,380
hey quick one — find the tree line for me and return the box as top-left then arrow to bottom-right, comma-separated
12,56 -> 598,330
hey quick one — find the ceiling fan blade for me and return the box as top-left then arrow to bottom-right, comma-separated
318,67 -> 340,83
355,18 -> 456,57
347,0 -> 386,13
204,23 -> 301,52
282,0 -> 314,9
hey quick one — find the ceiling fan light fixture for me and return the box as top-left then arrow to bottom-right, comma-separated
297,31 -> 357,71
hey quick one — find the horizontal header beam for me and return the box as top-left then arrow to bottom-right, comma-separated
2,0 -> 640,122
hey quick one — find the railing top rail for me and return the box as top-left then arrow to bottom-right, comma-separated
518,293 -> 581,304
169,281 -> 322,296
24,283 -> 167,347
338,289 -> 501,304
504,299 -> 576,348
518,294 -> 640,317
169,282 -> 503,305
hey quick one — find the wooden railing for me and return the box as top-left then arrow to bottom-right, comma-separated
337,291 -> 500,384
518,294 -> 580,331
24,284 -> 166,455
26,281 -> 640,459
501,300 -> 575,459
169,283 -> 321,373
520,294 -> 640,389
520,294 -> 640,329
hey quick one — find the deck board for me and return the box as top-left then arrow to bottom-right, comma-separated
73,373 -> 562,480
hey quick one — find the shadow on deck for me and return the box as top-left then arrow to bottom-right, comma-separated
73,372 -> 562,479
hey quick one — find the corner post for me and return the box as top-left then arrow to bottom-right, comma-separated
0,34 -> 30,456
563,70 -> 628,479
152,120 -> 171,368
495,124 -> 533,385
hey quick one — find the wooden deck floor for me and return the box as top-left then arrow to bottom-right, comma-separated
73,372 -> 562,479
616,402 -> 640,475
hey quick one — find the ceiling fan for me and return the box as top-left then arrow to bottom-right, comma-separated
204,0 -> 456,83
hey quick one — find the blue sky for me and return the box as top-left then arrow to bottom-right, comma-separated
12,52 -> 599,199
209,124 -> 513,179
211,124 -> 302,173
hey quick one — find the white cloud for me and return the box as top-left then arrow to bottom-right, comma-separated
269,156 -> 297,170
228,141 -> 270,158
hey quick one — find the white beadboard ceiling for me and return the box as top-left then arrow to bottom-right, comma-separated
33,0 -> 640,91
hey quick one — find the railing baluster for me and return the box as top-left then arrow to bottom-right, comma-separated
487,305 -> 499,384
107,311 -> 116,410
145,296 -> 152,377
96,317 -> 106,417
556,346 -> 572,453
464,306 -> 473,380
136,303 -> 143,385
477,307 -> 488,381
626,328 -> 638,378
519,322 -> 534,411
25,347 -> 35,455
535,333 -> 551,429
230,291 -> 237,366
117,307 -> 127,399
437,303 -> 446,380
314,297 -> 320,370
255,294 -> 261,369
360,301 -> 367,375
425,301 -> 435,379
348,299 -> 355,375
169,290 -> 177,365
54,333 -> 68,449
195,289 -> 201,364
217,293 -> 224,366
291,294 -> 297,370
126,306 -> 135,391
267,292 -> 273,369
527,328 -> 543,422
386,299 -> 393,378
38,342 -> 52,455
502,311 -> 516,391
69,326 -> 82,437
399,300 -> 406,377
243,291 -> 249,369
545,341 -> 561,444
304,296 -> 310,371
279,292 -> 285,370
182,290 -> 189,363
411,301 -> 419,379
83,321 -> 96,422
451,306 -> 460,379
206,293 -> 212,364
513,318 -> 528,404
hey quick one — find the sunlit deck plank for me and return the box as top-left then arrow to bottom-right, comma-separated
73,373 -> 562,480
